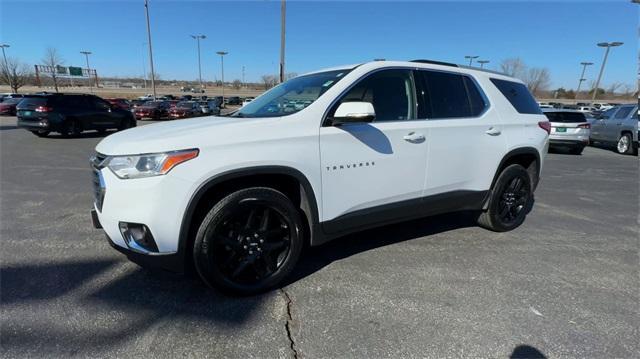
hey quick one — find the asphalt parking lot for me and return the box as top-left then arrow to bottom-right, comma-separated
1,116 -> 637,358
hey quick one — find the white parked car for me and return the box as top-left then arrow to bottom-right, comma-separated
242,97 -> 254,107
542,109 -> 590,155
137,94 -> 154,101
577,106 -> 594,113
91,60 -> 549,294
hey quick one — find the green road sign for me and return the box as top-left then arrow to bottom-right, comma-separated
69,66 -> 83,76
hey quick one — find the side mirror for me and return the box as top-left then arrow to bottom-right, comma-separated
331,102 -> 375,125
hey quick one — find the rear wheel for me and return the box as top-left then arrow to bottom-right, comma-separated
477,164 -> 533,232
60,119 -> 81,137
616,133 -> 634,155
30,130 -> 50,138
193,187 -> 304,295
118,118 -> 135,131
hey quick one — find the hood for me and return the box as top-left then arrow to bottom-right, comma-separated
95,115 -> 276,155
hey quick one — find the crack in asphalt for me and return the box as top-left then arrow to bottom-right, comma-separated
280,288 -> 299,359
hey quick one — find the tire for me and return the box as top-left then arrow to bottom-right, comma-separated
477,164 -> 533,232
569,146 -> 584,155
30,130 -> 50,138
616,133 -> 634,155
118,118 -> 135,131
193,187 -> 304,295
60,119 -> 81,137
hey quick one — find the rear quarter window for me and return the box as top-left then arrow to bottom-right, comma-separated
490,78 -> 542,115
16,97 -> 48,109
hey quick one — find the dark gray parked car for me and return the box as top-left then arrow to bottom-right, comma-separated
590,104 -> 638,155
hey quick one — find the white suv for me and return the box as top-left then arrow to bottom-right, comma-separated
91,60 -> 549,294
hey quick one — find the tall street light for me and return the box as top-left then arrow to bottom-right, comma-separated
477,60 -> 490,69
591,42 -> 623,104
80,51 -> 93,93
144,0 -> 157,99
141,43 -> 148,89
279,0 -> 286,83
216,51 -> 228,106
465,55 -> 479,66
575,62 -> 593,100
0,44 -> 11,92
191,34 -> 206,89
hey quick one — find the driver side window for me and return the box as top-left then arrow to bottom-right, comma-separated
334,69 -> 416,122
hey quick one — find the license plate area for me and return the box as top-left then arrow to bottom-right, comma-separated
555,127 -> 567,133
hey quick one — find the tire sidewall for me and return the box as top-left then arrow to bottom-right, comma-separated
617,133 -> 632,154
193,188 -> 303,295
487,164 -> 533,232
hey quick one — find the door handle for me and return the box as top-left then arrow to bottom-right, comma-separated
485,127 -> 502,136
403,132 -> 425,143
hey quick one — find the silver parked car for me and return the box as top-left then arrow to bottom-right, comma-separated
590,104 -> 638,155
543,109 -> 591,155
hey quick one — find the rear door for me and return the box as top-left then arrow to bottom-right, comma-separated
417,70 -> 506,195
605,105 -> 634,141
591,107 -> 617,140
88,97 -> 119,128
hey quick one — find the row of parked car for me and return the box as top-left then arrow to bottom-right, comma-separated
543,103 -> 639,155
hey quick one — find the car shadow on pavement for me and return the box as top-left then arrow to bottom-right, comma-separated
1,258 -> 277,354
510,344 -> 547,358
0,125 -> 19,130
44,131 -> 115,139
285,210 -> 480,286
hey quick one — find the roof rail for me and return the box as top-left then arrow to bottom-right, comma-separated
410,59 -> 458,68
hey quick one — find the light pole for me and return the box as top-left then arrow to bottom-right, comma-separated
591,42 -> 623,104
575,62 -> 593,100
144,0 -> 157,99
141,43 -> 148,88
465,55 -> 479,66
477,60 -> 490,69
242,65 -> 245,88
0,44 -> 12,92
279,0 -> 286,83
216,51 -> 228,106
190,34 -> 206,90
80,51 -> 93,93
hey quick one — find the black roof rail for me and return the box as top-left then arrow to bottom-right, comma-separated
410,59 -> 458,67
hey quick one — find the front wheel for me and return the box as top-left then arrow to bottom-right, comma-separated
616,133 -> 634,155
477,164 -> 533,232
193,187 -> 304,295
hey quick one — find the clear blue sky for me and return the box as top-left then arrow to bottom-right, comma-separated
1,0 -> 637,89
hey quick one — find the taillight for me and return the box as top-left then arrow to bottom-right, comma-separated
578,123 -> 590,129
538,121 -> 551,134
35,106 -> 53,113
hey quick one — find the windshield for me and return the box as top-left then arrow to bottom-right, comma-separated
233,69 -> 351,118
143,101 -> 165,108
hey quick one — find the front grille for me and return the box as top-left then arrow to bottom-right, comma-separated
90,153 -> 107,211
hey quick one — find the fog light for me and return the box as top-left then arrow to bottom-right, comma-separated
119,222 -> 159,253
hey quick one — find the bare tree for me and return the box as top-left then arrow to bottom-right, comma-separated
524,67 -> 551,94
261,74 -> 277,89
606,82 -> 623,94
232,79 -> 241,89
500,58 -> 526,79
0,57 -> 32,93
41,47 -> 64,92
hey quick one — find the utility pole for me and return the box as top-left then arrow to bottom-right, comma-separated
144,0 -> 157,99
141,43 -> 148,88
242,65 -> 245,87
216,51 -> 228,106
477,60 -> 490,69
80,51 -> 93,93
0,44 -> 12,92
464,55 -> 479,66
279,0 -> 286,83
190,34 -> 206,89
591,42 -> 623,104
575,62 -> 593,100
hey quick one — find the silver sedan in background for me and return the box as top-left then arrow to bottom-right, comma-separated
543,109 -> 591,155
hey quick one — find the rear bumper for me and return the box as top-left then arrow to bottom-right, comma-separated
549,138 -> 588,147
17,118 -> 59,131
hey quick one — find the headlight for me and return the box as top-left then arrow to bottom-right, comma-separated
106,149 -> 199,179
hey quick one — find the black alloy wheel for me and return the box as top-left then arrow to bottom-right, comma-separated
193,187 -> 303,295
477,164 -> 533,232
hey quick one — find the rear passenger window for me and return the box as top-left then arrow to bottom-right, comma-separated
490,78 -> 542,115
417,71 -> 487,119
614,106 -> 633,119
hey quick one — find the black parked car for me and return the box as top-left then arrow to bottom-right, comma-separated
16,93 -> 136,137
225,96 -> 241,105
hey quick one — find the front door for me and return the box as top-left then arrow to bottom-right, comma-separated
319,69 -> 428,231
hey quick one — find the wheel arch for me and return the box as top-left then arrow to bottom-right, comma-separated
489,147 -> 541,195
177,166 -> 321,272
